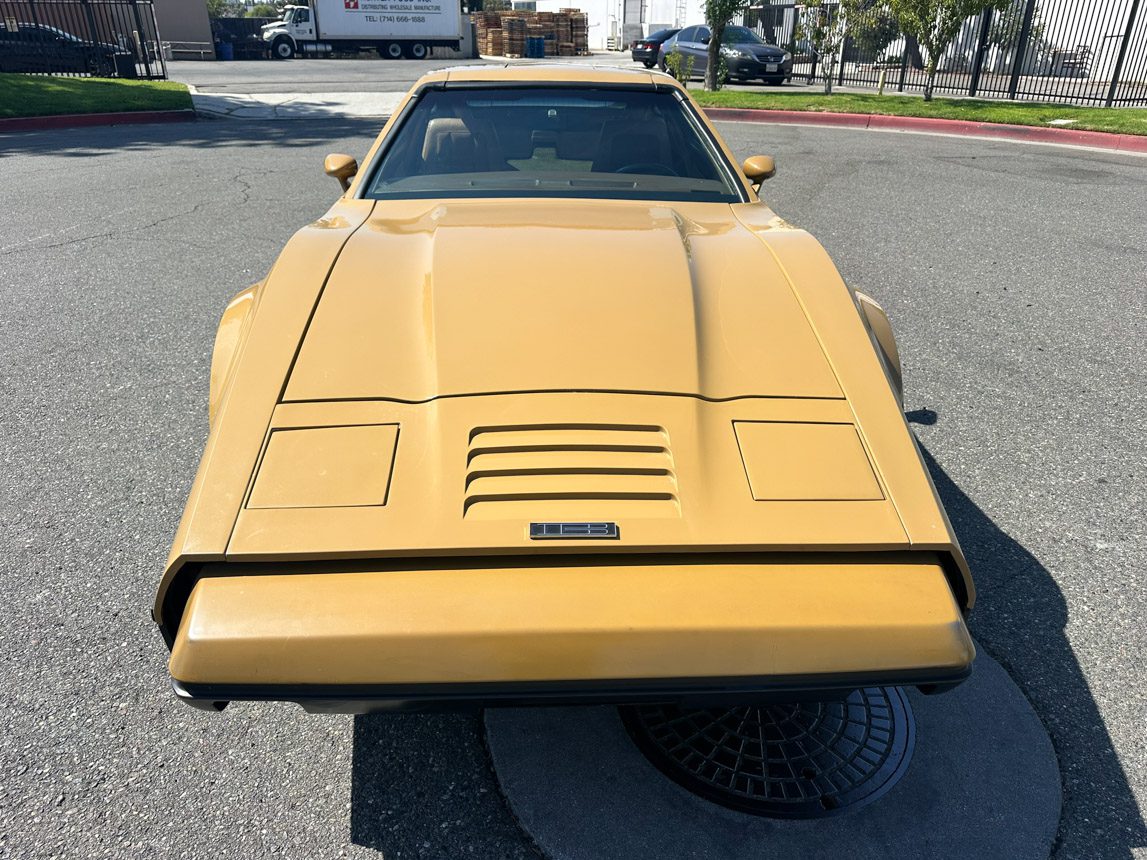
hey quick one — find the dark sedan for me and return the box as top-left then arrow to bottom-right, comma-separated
630,28 -> 679,69
659,24 -> 792,85
0,22 -> 129,76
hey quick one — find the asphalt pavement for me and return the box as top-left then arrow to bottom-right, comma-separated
0,117 -> 1144,859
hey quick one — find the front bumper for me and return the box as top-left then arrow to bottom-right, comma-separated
726,56 -> 793,78
168,553 -> 974,712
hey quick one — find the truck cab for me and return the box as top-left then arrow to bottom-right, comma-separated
262,6 -> 315,59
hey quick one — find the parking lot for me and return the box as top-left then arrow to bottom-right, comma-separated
0,114 -> 1144,858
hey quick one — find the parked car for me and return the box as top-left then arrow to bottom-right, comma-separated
630,27 -> 679,68
0,21 -> 129,76
660,24 -> 792,85
155,65 -> 976,714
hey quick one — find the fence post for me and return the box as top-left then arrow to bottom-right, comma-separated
897,43 -> 908,91
968,7 -> 993,97
1105,0 -> 1142,107
1006,0 -> 1038,100
128,0 -> 151,76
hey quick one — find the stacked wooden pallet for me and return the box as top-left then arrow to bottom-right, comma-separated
471,8 -> 590,57
472,12 -> 504,57
564,9 -> 589,55
502,15 -> 526,58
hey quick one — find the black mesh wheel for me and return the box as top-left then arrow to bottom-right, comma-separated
619,687 -> 915,819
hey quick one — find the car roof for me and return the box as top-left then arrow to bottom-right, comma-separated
413,63 -> 684,90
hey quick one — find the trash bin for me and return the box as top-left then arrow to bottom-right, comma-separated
218,41 -> 235,61
113,53 -> 137,78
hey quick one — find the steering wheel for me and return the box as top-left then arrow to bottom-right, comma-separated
614,162 -> 680,177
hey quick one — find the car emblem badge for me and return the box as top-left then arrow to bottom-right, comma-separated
529,522 -> 620,540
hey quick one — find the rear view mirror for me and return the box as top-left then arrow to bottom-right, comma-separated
324,153 -> 358,191
742,155 -> 776,188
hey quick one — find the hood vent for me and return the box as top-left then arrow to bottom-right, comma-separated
464,424 -> 679,519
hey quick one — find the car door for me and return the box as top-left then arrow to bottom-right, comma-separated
291,6 -> 315,41
4,25 -> 46,72
685,26 -> 710,73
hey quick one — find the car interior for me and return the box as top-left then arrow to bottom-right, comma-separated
367,87 -> 740,201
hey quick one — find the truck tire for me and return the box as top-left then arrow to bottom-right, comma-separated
272,36 -> 295,59
404,42 -> 428,59
379,41 -> 403,59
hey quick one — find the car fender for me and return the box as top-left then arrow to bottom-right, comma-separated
209,283 -> 261,425
854,291 -> 903,401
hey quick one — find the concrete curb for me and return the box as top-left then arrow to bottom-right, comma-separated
0,109 -> 196,133
703,106 -> 1147,154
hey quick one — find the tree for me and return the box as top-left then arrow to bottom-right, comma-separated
801,0 -> 865,94
703,0 -> 747,91
247,3 -> 279,17
887,0 -> 1007,99
990,0 -> 1044,50
205,0 -> 233,18
851,5 -> 900,59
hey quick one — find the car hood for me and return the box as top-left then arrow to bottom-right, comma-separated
283,199 -> 842,402
739,43 -> 786,57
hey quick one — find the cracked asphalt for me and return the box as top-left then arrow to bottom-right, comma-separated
0,118 -> 1143,859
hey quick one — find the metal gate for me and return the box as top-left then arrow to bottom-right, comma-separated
0,0 -> 166,79
737,0 -> 1146,106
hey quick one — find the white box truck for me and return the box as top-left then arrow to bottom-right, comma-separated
262,0 -> 463,60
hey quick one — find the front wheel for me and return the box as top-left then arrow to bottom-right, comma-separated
272,37 -> 295,59
88,54 -> 114,77
642,59 -> 656,68
404,42 -> 427,59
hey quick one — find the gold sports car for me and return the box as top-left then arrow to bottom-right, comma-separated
155,65 -> 975,712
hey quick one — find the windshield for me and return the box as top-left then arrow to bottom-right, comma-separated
722,26 -> 765,45
363,86 -> 742,203
282,7 -> 296,23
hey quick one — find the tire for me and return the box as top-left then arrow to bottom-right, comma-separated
88,54 -> 114,77
404,42 -> 427,59
272,37 -> 295,59
642,59 -> 655,68
381,41 -> 403,59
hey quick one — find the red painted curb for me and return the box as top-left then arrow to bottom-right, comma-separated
0,109 -> 196,133
703,106 -> 1146,154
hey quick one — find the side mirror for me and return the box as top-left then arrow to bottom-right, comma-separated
324,153 -> 358,192
701,33 -> 711,44
742,154 -> 776,189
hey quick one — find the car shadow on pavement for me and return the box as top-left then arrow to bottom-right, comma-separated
0,118 -> 385,159
910,416 -> 1146,859
349,712 -> 540,858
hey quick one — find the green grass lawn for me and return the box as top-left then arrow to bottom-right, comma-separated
691,89 -> 1147,136
0,74 -> 192,119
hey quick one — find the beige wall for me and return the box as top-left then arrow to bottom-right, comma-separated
154,0 -> 212,48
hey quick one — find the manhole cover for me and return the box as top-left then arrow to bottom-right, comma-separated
619,687 -> 915,819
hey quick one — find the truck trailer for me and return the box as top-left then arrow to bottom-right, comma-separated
262,0 -> 463,59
